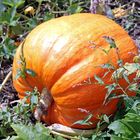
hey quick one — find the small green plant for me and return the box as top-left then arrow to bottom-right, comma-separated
0,0 -> 25,61
0,87 -> 39,138
91,97 -> 140,140
70,37 -> 140,139
15,41 -> 36,80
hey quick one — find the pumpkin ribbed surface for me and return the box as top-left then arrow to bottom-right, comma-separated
12,13 -> 137,129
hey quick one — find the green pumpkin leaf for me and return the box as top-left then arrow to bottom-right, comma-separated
110,135 -> 128,140
11,123 -> 54,140
8,136 -> 23,140
108,120 -> 134,136
2,0 -> 25,8
0,7 -> 18,26
0,0 -> 6,13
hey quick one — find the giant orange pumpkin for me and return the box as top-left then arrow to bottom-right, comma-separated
12,13 -> 138,129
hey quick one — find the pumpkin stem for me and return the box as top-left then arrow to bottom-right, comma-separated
34,88 -> 53,121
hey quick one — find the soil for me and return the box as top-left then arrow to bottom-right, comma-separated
0,59 -> 18,104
